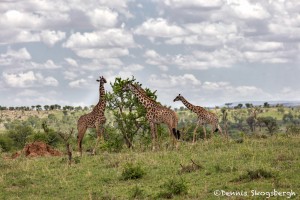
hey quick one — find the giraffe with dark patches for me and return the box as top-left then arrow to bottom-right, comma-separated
77,76 -> 107,156
123,83 -> 180,150
173,94 -> 224,141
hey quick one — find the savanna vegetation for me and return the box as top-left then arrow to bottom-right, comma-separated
0,77 -> 299,199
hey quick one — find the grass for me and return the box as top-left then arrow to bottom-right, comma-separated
1,135 -> 299,199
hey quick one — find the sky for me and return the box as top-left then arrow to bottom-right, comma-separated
0,0 -> 300,108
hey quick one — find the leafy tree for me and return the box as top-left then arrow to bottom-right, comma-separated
245,103 -> 253,108
282,112 -> 294,124
263,102 -> 270,108
225,103 -> 232,108
44,105 -> 50,111
257,117 -> 278,134
106,77 -> 157,148
234,103 -> 243,109
231,109 -> 247,131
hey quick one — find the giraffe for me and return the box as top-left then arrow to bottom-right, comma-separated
173,94 -> 224,141
77,76 -> 107,156
123,83 -> 180,150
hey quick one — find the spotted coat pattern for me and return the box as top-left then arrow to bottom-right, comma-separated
77,76 -> 107,155
173,94 -> 224,141
123,83 -> 179,149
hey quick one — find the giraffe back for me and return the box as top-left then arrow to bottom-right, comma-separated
195,106 -> 218,124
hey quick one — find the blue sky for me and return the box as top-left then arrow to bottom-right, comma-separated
0,0 -> 300,107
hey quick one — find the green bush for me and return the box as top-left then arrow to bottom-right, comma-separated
121,163 -> 145,180
286,124 -> 300,135
257,117 -> 278,134
100,126 -> 124,152
158,178 -> 188,199
8,125 -> 35,148
0,134 -> 14,152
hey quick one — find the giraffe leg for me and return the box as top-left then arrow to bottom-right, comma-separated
193,123 -> 200,143
77,126 -> 87,156
217,124 -> 224,137
168,126 -> 176,149
92,124 -> 103,155
150,122 -> 157,151
202,125 -> 207,140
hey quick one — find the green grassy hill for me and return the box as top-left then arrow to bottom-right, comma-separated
1,135 -> 299,199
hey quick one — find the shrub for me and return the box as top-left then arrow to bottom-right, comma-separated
8,125 -> 35,148
158,178 -> 188,199
100,126 -> 124,152
286,124 -> 300,135
257,117 -> 278,134
0,134 -> 14,152
121,163 -> 145,180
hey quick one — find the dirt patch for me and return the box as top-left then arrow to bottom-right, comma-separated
12,141 -> 62,158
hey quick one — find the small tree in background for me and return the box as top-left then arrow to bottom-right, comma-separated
257,117 -> 278,134
106,77 -> 158,148
263,102 -> 270,108
221,107 -> 228,135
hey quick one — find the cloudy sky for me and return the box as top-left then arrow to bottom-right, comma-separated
0,0 -> 300,108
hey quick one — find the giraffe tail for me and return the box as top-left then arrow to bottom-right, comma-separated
172,128 -> 181,140
214,128 -> 219,132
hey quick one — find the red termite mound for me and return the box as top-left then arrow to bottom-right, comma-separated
12,141 -> 62,158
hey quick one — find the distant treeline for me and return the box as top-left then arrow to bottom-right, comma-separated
0,102 -> 292,112
0,105 -> 94,111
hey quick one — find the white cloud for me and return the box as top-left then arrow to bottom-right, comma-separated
166,22 -> 239,46
227,0 -> 270,20
243,51 -> 290,63
0,10 -> 44,29
87,8 -> 118,28
65,58 -> 78,67
2,71 -> 59,88
202,81 -> 230,90
69,79 -> 88,88
124,64 -> 144,71
41,60 -> 61,69
63,29 -> 135,49
74,48 -> 129,59
148,74 -> 201,88
144,47 -> 241,70
17,89 -> 41,97
63,71 -> 78,80
39,30 -> 66,46
44,76 -> 59,86
134,18 -> 186,38
0,48 -> 31,65
241,41 -> 284,51
80,58 -> 123,71
162,0 -> 223,8
0,30 -> 39,44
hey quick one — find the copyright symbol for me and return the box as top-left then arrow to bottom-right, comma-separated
214,190 -> 221,196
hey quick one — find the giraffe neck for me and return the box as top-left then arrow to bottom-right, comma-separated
93,82 -> 106,113
129,85 -> 155,110
99,82 -> 106,106
180,97 -> 197,112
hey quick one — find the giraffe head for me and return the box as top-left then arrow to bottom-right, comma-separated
96,76 -> 107,84
173,94 -> 184,102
